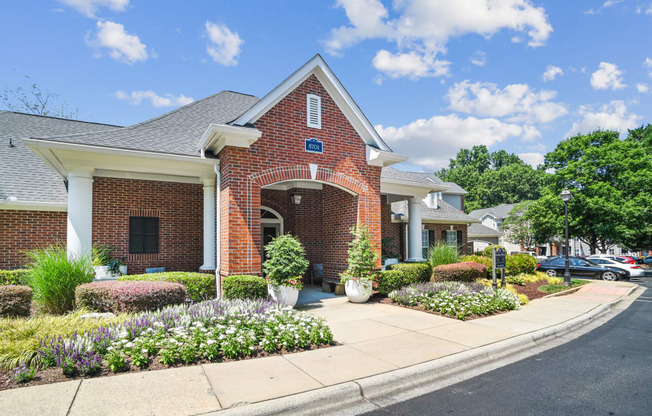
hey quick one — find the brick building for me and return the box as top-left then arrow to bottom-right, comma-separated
1,55 -> 475,288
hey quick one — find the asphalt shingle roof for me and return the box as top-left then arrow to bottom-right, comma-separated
381,167 -> 443,186
468,222 -> 503,236
468,203 -> 516,220
32,91 -> 260,156
0,111 -> 119,204
391,198 -> 477,223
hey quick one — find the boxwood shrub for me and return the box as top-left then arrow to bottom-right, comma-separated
432,262 -> 488,283
481,245 -> 504,257
377,262 -> 432,295
506,254 -> 537,276
0,285 -> 33,317
0,269 -> 29,286
76,281 -> 186,313
389,262 -> 432,283
461,255 -> 492,278
222,275 -> 268,300
119,272 -> 216,302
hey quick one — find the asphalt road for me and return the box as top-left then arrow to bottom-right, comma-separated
363,276 -> 652,416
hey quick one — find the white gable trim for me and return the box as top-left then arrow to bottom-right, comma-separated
232,54 -> 392,152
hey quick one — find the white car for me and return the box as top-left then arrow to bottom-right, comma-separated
588,257 -> 645,277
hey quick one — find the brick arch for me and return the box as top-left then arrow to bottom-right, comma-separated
249,166 -> 368,196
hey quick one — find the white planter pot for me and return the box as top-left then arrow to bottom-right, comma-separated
267,284 -> 299,307
94,265 -> 110,279
345,280 -> 373,303
119,265 -> 128,276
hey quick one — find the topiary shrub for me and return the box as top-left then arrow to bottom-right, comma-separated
506,254 -> 537,276
389,263 -> 432,284
0,285 -> 33,317
0,270 -> 30,286
76,281 -> 186,313
119,272 -> 216,302
481,245 -> 505,257
432,262 -> 488,283
223,275 -> 267,300
461,255 -> 492,278
377,270 -> 411,295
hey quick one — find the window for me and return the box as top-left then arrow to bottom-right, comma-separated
129,217 -> 159,254
306,94 -> 321,129
421,229 -> 435,259
445,230 -> 457,247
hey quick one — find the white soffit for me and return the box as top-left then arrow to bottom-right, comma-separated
197,123 -> 262,154
366,146 -> 408,167
232,54 -> 392,152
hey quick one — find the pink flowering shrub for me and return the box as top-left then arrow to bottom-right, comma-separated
0,285 -> 33,317
432,262 -> 488,283
76,281 -> 186,313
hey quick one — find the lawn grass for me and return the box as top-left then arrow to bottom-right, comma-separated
0,309 -> 126,370
538,279 -> 589,295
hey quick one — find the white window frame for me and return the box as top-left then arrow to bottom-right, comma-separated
306,94 -> 321,129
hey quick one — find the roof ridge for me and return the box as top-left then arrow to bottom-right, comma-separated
0,110 -> 121,127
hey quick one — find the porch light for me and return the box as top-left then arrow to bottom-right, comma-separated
289,189 -> 302,205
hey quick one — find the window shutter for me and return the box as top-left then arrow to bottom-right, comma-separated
428,230 -> 435,247
457,230 -> 463,253
129,217 -> 144,254
441,230 -> 446,242
144,218 -> 159,254
306,94 -> 321,129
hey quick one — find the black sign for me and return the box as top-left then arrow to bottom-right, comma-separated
494,248 -> 507,269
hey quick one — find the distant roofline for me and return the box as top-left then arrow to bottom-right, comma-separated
0,110 -> 122,128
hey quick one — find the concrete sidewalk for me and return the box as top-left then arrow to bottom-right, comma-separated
0,280 -> 640,416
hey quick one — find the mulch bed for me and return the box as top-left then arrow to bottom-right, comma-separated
513,280 -> 551,301
0,341 -> 340,392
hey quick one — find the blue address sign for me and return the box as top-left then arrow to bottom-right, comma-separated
305,138 -> 323,154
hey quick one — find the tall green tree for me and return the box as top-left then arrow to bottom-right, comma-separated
437,145 -> 545,213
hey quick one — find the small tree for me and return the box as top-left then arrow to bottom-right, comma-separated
341,226 -> 379,283
2,74 -> 79,119
263,234 -> 309,288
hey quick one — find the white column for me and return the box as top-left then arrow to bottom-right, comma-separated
67,170 -> 94,259
407,197 -> 424,262
215,168 -> 222,297
200,178 -> 216,271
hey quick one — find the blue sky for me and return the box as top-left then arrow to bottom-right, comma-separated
1,1 -> 651,172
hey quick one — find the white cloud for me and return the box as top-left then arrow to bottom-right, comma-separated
86,20 -> 148,64
375,115 -> 539,170
205,22 -> 243,66
58,0 -> 129,18
372,50 -> 450,79
325,0 -> 552,79
590,62 -> 626,90
636,3 -> 652,14
603,0 -> 624,7
637,83 -> 649,93
115,90 -> 194,108
446,80 -> 567,124
542,65 -> 563,81
518,152 -> 545,168
470,50 -> 487,67
566,100 -> 642,137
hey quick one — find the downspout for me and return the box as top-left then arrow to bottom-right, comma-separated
214,163 -> 222,298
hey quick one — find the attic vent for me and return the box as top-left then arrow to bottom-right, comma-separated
306,94 -> 321,129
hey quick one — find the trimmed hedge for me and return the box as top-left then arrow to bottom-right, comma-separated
119,272 -> 216,302
223,275 -> 268,300
76,281 -> 186,313
389,263 -> 432,283
432,262 -> 488,283
506,254 -> 537,276
0,269 -> 29,286
461,255 -> 492,278
377,262 -> 432,295
0,285 -> 33,317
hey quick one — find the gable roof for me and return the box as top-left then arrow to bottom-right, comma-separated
232,54 -> 392,152
381,167 -> 444,186
442,181 -> 467,195
468,203 -> 516,220
391,198 -> 478,224
0,111 -> 118,208
28,91 -> 259,157
468,222 -> 503,237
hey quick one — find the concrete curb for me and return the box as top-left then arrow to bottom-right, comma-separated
209,283 -> 639,416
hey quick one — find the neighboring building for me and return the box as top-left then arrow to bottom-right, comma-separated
1,54 -> 474,287
468,203 -> 521,253
467,222 -> 502,253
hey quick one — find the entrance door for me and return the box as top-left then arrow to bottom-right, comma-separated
261,224 -> 281,269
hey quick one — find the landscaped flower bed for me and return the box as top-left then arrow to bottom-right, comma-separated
29,298 -> 333,380
388,281 -> 521,320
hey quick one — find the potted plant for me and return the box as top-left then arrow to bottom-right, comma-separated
263,234 -> 308,307
92,246 -> 123,279
341,226 -> 379,303
107,257 -> 127,276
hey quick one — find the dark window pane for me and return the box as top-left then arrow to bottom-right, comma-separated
129,217 -> 159,254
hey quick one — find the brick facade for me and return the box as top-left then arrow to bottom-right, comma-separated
0,210 -> 66,269
219,74 -> 382,278
92,177 -> 203,274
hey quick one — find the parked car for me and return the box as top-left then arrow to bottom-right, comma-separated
644,256 -> 652,264
536,256 -> 630,281
588,257 -> 646,277
628,256 -> 645,264
587,254 -> 636,264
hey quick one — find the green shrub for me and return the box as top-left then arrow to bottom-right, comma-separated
432,262 -> 488,282
223,275 -> 268,300
506,275 -> 526,286
461,255 -> 492,278
0,270 -> 29,286
263,234 -> 309,288
0,286 -> 32,317
481,245 -> 504,257
390,263 -> 432,283
76,281 -> 186,313
428,242 -> 460,267
25,246 -> 94,314
377,270 -> 411,295
341,226 -> 379,284
119,272 -> 216,302
506,254 -> 537,276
